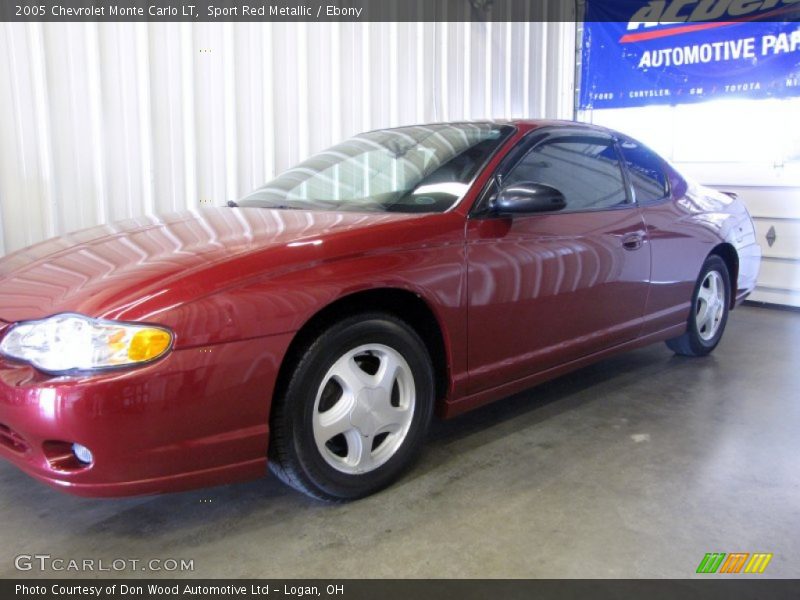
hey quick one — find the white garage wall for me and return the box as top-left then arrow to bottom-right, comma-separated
717,186 -> 800,307
0,21 -> 577,256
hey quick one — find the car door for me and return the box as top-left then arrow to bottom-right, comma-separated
617,136 -> 716,337
465,130 -> 651,394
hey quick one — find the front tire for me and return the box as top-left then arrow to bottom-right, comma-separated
666,255 -> 731,357
268,312 -> 434,501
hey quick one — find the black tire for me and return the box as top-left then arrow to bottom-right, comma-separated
268,312 -> 434,501
666,255 -> 731,357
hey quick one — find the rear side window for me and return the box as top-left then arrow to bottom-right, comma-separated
619,141 -> 669,203
504,137 -> 629,212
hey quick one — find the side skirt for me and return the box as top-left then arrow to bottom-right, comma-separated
439,323 -> 686,419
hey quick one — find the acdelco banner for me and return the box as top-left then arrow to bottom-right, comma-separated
580,0 -> 800,109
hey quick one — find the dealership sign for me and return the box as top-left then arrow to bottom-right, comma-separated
580,0 -> 800,109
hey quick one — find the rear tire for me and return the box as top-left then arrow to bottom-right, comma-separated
666,255 -> 731,357
268,312 -> 434,501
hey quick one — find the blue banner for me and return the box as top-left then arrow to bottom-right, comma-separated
580,1 -> 800,109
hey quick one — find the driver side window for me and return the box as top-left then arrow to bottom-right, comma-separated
504,137 -> 630,212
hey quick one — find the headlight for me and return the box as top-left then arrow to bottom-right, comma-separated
0,313 -> 173,374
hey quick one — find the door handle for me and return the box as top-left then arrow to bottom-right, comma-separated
622,233 -> 643,251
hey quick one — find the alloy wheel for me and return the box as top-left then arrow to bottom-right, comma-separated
695,270 -> 725,341
312,344 -> 415,475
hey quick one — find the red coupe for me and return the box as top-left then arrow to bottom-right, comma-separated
0,120 -> 760,500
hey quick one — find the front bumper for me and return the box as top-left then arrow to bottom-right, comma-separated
0,333 -> 292,497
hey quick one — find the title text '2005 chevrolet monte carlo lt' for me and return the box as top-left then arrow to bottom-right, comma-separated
0,120 -> 760,500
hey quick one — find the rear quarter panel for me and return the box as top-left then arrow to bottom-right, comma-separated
641,174 -> 761,336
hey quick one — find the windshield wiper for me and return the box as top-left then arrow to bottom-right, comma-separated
228,200 -> 307,210
260,204 -> 304,210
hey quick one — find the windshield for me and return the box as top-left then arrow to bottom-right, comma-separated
239,123 -> 514,213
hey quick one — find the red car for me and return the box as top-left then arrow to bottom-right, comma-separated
0,120 -> 760,500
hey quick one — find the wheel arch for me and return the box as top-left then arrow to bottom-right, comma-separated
272,288 -> 451,418
709,242 -> 739,309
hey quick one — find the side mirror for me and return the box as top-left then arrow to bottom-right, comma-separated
492,182 -> 566,215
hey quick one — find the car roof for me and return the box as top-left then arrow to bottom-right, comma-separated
511,119 -> 619,136
360,119 -> 619,137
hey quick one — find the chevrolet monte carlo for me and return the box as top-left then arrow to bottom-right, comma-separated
0,120 -> 760,500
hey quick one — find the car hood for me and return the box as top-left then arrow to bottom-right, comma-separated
0,207 -> 420,323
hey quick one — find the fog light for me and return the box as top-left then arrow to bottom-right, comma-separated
72,443 -> 93,465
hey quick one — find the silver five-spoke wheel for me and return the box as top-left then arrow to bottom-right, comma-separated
695,270 -> 725,341
313,344 -> 415,474
666,255 -> 730,357
269,312 -> 433,501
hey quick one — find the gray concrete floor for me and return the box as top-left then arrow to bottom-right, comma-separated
0,305 -> 798,579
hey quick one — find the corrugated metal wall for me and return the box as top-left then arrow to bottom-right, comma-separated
0,21 -> 577,256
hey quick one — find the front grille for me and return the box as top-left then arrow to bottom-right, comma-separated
0,423 -> 30,454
